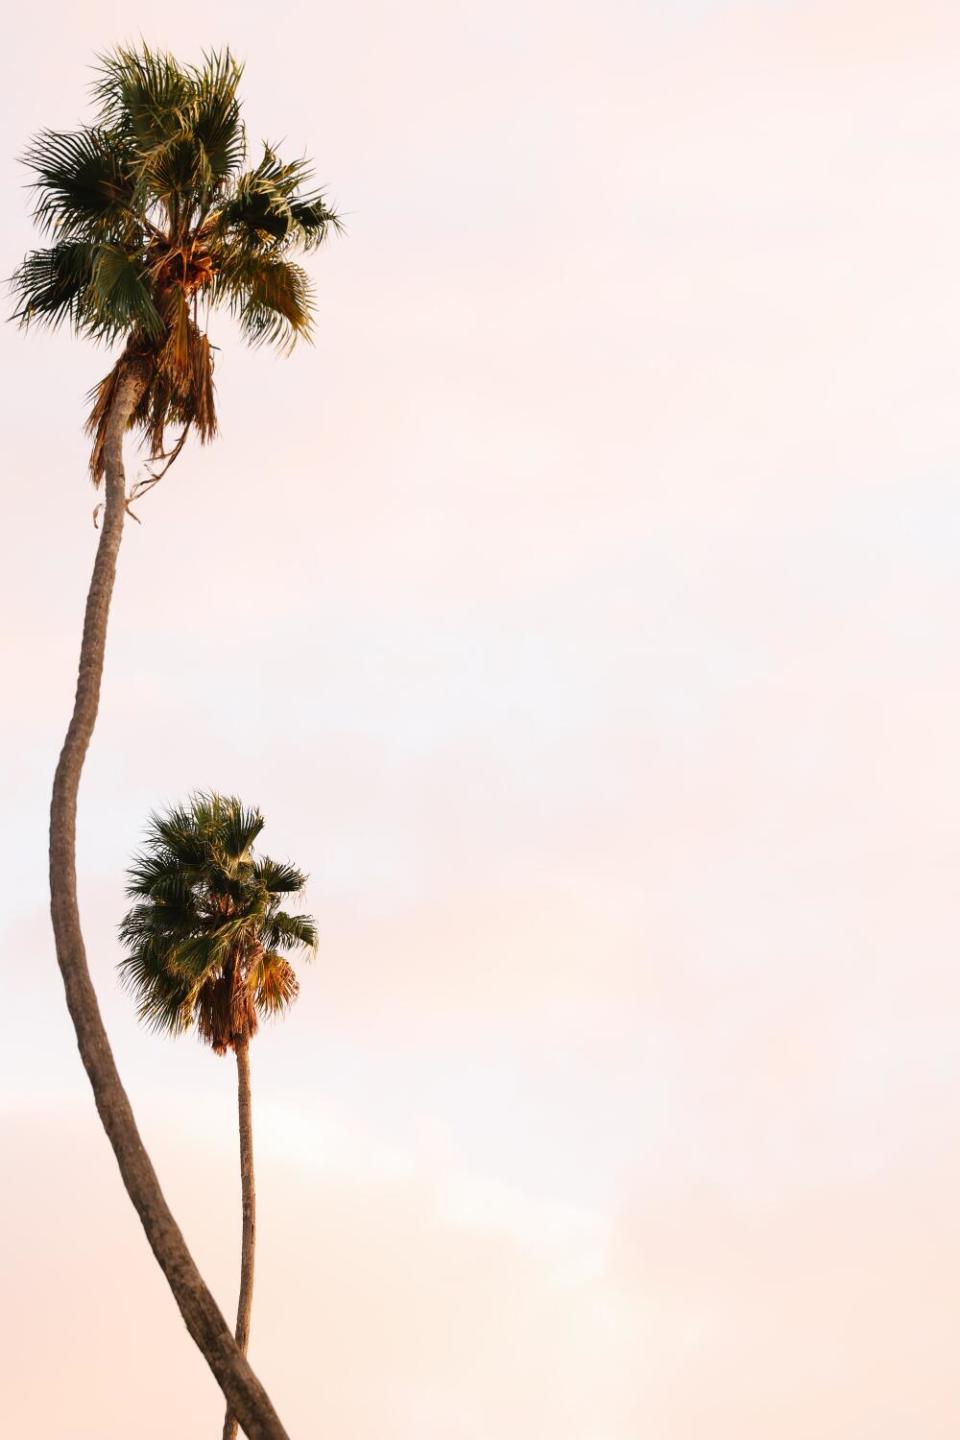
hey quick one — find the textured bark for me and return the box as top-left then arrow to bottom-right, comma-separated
48,355 -> 290,1440
223,1036 -> 257,1440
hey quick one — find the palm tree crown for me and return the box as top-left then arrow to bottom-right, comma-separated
13,45 -> 340,481
119,793 -> 317,1054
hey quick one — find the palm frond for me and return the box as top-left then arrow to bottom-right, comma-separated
215,144 -> 303,244
119,895 -> 200,946
11,242 -> 96,331
117,943 -> 195,1035
254,858 -> 307,896
214,145 -> 339,254
216,252 -> 313,349
166,930 -> 236,984
252,952 -> 299,1015
94,45 -> 193,157
146,802 -> 211,863
288,193 -> 342,250
266,909 -> 317,954
24,126 -> 135,241
89,245 -> 163,340
184,50 -> 246,190
129,322 -> 218,466
218,800 -> 266,865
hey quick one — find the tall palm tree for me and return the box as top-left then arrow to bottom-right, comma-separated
12,46 -> 338,1438
119,794 -> 317,1440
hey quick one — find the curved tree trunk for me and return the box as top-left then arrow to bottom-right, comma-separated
223,1036 -> 257,1440
48,354 -> 290,1440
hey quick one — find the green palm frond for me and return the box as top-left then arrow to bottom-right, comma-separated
267,910 -> 318,953
93,45 -> 195,156
215,145 -> 339,252
288,192 -> 342,250
119,895 -> 199,945
119,792 -> 315,1050
11,242 -> 96,331
218,799 -> 266,866
89,245 -> 163,339
186,50 -> 246,188
253,858 -> 307,896
24,125 -> 135,241
117,939 -> 195,1035
214,252 -> 314,349
147,803 -> 211,866
166,931 -> 237,984
125,848 -> 200,899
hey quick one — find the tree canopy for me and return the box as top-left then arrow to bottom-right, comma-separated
119,793 -> 317,1055
13,45 -> 340,480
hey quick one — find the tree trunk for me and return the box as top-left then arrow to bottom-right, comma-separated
223,1036 -> 257,1440
48,354 -> 290,1440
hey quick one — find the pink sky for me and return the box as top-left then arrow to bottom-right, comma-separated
3,0 -> 960,1435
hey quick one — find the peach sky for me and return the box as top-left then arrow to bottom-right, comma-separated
2,0 -> 960,1435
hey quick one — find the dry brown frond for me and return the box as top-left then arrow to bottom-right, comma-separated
196,963 -> 259,1054
85,361 -> 123,484
191,331 -> 217,442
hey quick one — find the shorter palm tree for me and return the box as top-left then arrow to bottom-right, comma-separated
118,793 -> 316,1440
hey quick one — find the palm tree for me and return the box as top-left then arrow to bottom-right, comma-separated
119,794 -> 317,1440
12,46 -> 338,1438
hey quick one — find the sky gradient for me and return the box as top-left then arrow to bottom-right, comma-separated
2,0 -> 960,1435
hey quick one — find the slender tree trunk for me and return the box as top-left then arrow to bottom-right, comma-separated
48,354 -> 289,1440
223,1036 -> 257,1440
